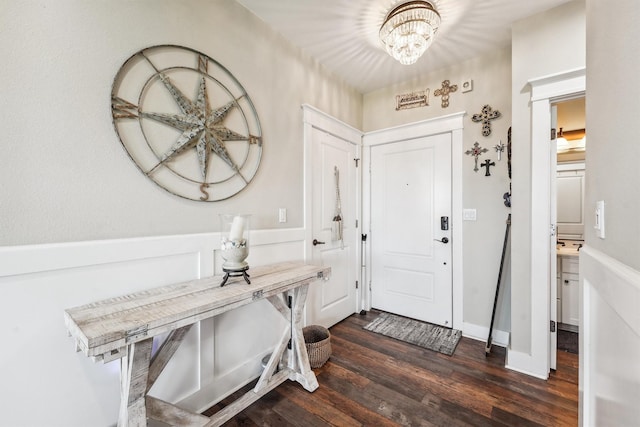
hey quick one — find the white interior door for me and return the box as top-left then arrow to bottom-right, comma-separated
307,128 -> 359,328
370,133 -> 452,327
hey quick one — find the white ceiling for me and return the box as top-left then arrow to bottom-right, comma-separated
235,0 -> 573,94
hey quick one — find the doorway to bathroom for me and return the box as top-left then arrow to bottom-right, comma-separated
553,97 -> 585,361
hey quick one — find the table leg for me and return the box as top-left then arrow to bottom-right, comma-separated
118,338 -> 153,427
288,285 -> 318,392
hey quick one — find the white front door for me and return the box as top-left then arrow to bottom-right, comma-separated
370,133 -> 452,327
307,127 -> 359,328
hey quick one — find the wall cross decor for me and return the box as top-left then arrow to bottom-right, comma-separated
472,104 -> 501,136
434,80 -> 458,108
465,141 -> 488,172
494,140 -> 505,160
481,159 -> 496,176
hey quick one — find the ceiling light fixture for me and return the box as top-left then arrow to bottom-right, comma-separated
379,1 -> 441,65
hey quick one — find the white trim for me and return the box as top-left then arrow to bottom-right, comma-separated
516,68 -> 585,379
462,322 -> 510,348
580,245 -> 640,426
529,68 -> 586,101
363,112 -> 466,146
301,104 -> 364,315
505,350 -> 549,380
362,112 -> 465,331
301,104 -> 362,142
580,245 -> 640,337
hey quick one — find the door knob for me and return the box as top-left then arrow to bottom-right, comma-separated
313,239 -> 326,246
434,237 -> 449,244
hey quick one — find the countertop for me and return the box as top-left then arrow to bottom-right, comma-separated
556,240 -> 582,257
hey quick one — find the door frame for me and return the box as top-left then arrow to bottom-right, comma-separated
527,67 -> 585,377
362,112 -> 465,331
302,104 -> 364,317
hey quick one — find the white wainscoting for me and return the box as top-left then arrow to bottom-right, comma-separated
0,228 -> 305,427
580,245 -> 640,426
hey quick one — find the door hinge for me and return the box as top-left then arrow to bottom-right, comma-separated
354,158 -> 360,167
550,223 -> 556,237
550,320 -> 556,333
355,219 -> 358,228
551,128 -> 557,140
355,280 -> 359,289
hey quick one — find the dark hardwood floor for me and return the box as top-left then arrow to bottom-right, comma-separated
205,310 -> 578,426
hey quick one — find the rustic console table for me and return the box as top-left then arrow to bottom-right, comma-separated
64,262 -> 330,426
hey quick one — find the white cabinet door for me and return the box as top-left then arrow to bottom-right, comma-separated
557,168 -> 585,239
561,273 -> 580,326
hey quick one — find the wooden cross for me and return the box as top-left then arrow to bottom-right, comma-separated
472,105 -> 501,136
465,141 -> 488,172
481,159 -> 496,176
434,80 -> 458,108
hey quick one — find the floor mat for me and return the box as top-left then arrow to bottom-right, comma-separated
363,312 -> 462,356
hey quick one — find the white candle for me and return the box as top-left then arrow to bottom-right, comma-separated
229,216 -> 245,241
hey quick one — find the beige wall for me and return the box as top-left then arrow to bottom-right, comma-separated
510,0 -> 586,353
585,0 -> 640,270
581,2 -> 640,422
364,48 -> 513,333
0,0 -> 362,246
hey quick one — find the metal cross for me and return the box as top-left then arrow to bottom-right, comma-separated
494,140 -> 505,161
472,105 -> 501,136
434,80 -> 458,108
465,142 -> 488,172
481,159 -> 496,176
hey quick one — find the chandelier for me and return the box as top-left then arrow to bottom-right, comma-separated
379,1 -> 441,65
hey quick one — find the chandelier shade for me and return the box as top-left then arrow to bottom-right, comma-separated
379,1 -> 441,65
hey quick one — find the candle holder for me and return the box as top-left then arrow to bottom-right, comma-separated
219,214 -> 251,286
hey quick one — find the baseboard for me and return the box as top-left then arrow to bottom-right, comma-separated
177,350 -> 269,413
504,349 -> 548,380
462,322 -> 509,348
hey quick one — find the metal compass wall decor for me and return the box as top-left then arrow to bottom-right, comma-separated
111,45 -> 262,202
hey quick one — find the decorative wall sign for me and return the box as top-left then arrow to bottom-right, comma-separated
465,141 -> 488,172
481,159 -> 495,176
434,80 -> 458,108
395,89 -> 429,110
494,140 -> 505,161
471,105 -> 501,136
111,45 -> 262,202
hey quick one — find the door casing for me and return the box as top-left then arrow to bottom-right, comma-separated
363,113 -> 465,331
302,104 -> 363,325
524,67 -> 585,379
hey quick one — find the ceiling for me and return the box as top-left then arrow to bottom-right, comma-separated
235,0 -> 573,94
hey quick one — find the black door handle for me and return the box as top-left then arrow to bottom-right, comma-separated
313,239 -> 326,246
434,237 -> 449,244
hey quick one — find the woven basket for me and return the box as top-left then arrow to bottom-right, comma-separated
303,325 -> 331,368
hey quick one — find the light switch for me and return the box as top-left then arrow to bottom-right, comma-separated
595,201 -> 605,239
279,208 -> 287,223
463,209 -> 477,221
